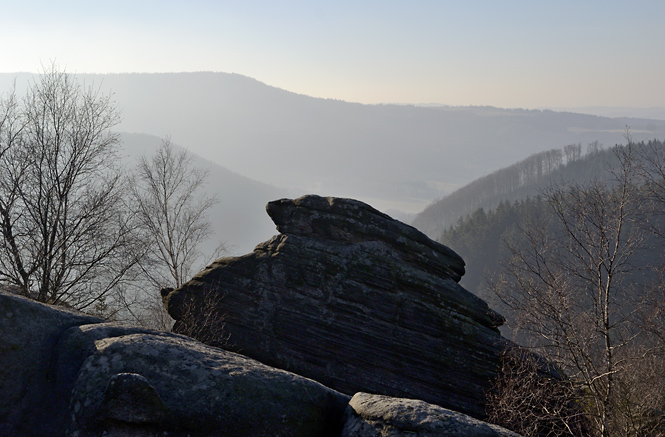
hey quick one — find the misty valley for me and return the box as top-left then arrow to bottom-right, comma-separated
1,70 -> 665,436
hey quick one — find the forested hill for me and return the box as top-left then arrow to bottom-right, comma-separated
439,197 -> 546,305
435,139 -> 665,304
412,140 -> 627,239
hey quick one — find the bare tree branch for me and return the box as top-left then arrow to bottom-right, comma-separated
130,137 -> 224,290
489,140 -> 665,435
0,64 -> 142,310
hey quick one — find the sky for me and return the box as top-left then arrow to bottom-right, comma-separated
1,1 -> 664,109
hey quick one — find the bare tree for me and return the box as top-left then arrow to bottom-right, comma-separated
0,65 -> 140,311
489,143 -> 665,435
636,139 -> 665,244
587,140 -> 602,156
564,143 -> 582,164
130,137 -> 223,290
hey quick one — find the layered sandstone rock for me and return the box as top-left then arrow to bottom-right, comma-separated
0,288 -> 521,436
165,195 -> 510,419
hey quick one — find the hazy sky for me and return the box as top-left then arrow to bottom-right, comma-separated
2,1 -> 664,108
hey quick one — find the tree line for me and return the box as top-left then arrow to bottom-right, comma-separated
0,65 -> 220,327
413,140 -> 615,239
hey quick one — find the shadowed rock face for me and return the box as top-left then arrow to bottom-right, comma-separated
165,195 -> 510,419
266,195 -> 467,282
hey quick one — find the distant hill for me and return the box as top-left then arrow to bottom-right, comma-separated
119,133 -> 287,257
2,72 -> 665,216
412,141 -> 618,239
547,106 -> 665,121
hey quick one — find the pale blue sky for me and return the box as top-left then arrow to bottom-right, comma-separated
1,1 -> 664,108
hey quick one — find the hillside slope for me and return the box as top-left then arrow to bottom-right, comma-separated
119,133 -> 287,256
413,142 -> 623,239
432,140 -> 665,305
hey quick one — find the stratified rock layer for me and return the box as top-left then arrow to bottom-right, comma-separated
165,195 -> 509,419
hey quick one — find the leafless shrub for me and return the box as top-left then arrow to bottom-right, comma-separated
171,286 -> 230,349
608,345 -> 665,436
489,140 -> 665,436
487,347 -> 588,436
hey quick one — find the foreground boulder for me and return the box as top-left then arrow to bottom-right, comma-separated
0,290 -> 349,436
66,327 -> 349,436
342,393 -> 521,437
0,288 -> 102,435
165,195 -> 510,419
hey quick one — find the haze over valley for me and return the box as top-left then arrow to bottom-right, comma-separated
4,4 -> 665,433
3,71 -> 665,254
2,1 -> 664,254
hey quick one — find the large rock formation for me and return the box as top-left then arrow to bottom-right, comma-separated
164,195 -> 511,419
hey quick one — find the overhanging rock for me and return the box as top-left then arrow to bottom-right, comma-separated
164,195 -> 510,419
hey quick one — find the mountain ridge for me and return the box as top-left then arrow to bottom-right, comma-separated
412,141 -> 617,239
2,71 -> 665,216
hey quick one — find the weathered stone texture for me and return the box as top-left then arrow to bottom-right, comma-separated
0,289 -> 103,435
67,328 -> 349,436
165,195 -> 510,419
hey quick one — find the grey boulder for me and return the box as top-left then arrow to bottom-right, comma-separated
342,392 -> 522,437
67,326 -> 350,436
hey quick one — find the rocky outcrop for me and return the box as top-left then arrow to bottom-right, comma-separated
0,287 -> 522,436
0,290 -> 349,436
165,195 -> 511,419
342,393 -> 521,437
0,288 -> 519,436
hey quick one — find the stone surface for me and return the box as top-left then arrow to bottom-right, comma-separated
342,392 -> 522,437
67,328 -> 349,436
165,195 -> 510,419
0,289 -> 349,436
0,289 -> 103,436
